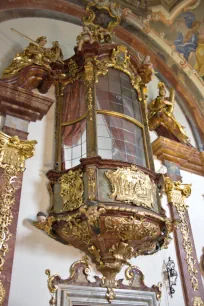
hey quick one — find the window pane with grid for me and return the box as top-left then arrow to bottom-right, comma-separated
63,119 -> 86,169
97,114 -> 146,167
96,68 -> 142,123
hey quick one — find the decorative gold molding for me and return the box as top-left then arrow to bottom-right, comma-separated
0,132 -> 36,304
87,167 -> 96,201
193,297 -> 204,306
105,216 -> 160,240
94,46 -> 142,99
59,169 -> 84,212
33,216 -> 56,239
105,166 -> 155,209
165,177 -> 199,291
0,281 -> 6,305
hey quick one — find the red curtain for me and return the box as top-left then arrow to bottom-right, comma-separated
62,80 -> 86,146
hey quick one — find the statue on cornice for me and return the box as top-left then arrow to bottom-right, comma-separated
148,82 -> 191,146
3,35 -> 63,77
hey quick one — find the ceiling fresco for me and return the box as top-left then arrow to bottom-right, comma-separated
147,1 -> 204,80
117,0 -> 187,16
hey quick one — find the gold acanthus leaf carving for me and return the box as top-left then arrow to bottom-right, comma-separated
0,281 -> 6,305
0,132 -> 36,305
105,216 -> 160,240
59,169 -> 84,212
61,220 -> 90,246
0,132 -> 36,172
165,177 -> 199,291
33,216 -> 56,239
194,297 -> 204,306
105,166 -> 156,209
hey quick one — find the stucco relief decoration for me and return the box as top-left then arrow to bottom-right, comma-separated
59,169 -> 84,211
77,0 -> 122,50
0,132 -> 36,304
164,177 -> 199,291
105,166 -> 155,209
105,216 -> 160,240
194,297 -> 204,306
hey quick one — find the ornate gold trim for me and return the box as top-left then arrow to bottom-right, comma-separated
87,167 -> 96,201
61,112 -> 87,127
83,0 -> 121,35
96,110 -> 144,129
59,169 -> 84,212
0,281 -> 6,305
104,216 -> 160,240
0,132 -> 36,304
33,216 -> 56,239
165,177 -> 199,291
105,166 -> 155,209
193,297 -> 204,306
94,46 -> 141,99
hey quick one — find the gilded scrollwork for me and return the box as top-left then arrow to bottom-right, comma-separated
165,177 -> 199,291
62,220 -> 91,246
33,216 -> 56,239
76,0 -> 122,50
0,132 -> 36,305
105,166 -> 156,209
194,297 -> 204,306
59,169 -> 84,212
0,281 -> 6,305
105,216 -> 160,240
87,167 -> 96,200
66,59 -> 78,79
94,46 -> 142,98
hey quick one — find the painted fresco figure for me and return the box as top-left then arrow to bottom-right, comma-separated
148,82 -> 191,145
195,24 -> 204,80
174,12 -> 200,61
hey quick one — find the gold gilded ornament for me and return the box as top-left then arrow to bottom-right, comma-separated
165,177 -> 198,291
0,132 -> 36,304
60,169 -> 84,211
33,216 -> 55,239
76,0 -> 122,50
94,46 -> 142,99
111,45 -> 130,70
87,167 -> 96,200
105,166 -> 155,209
0,281 -> 6,305
105,216 -> 160,240
62,220 -> 90,246
194,297 -> 204,306
148,82 -> 190,145
67,59 -> 78,79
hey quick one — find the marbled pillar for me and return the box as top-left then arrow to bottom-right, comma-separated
0,115 -> 29,306
164,160 -> 204,306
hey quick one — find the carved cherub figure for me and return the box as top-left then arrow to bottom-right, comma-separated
77,26 -> 95,51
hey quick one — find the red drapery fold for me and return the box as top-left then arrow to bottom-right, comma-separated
62,80 -> 86,147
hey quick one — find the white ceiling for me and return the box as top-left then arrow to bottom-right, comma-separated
0,17 -> 82,76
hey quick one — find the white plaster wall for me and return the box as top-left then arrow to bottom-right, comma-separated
180,170 -> 204,283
